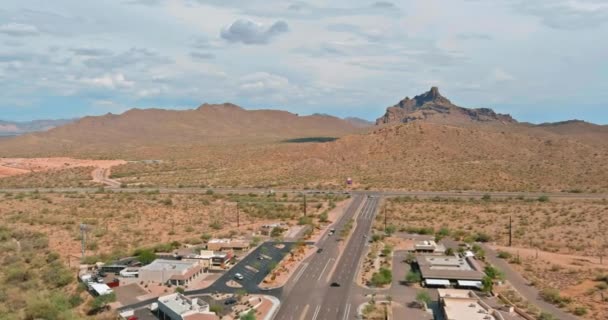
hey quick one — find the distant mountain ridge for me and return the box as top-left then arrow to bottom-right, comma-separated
376,87 -> 516,125
0,119 -> 76,136
0,103 -> 365,157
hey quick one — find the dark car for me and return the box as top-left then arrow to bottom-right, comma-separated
317,248 -> 323,253
224,298 -> 237,305
330,282 -> 340,287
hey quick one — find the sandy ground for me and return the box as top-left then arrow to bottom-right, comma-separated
491,245 -> 608,270
0,157 -> 126,180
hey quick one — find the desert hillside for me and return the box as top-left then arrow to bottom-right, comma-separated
107,121 -> 608,192
0,103 -> 366,157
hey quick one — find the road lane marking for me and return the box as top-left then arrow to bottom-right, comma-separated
299,305 -> 310,320
311,305 -> 321,320
317,258 -> 334,282
342,304 -> 351,320
293,262 -> 309,283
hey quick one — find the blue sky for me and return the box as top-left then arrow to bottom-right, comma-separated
1,0 -> 607,124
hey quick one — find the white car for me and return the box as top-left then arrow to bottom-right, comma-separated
234,273 -> 244,280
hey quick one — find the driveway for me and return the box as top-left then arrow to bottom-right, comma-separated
481,244 -> 577,320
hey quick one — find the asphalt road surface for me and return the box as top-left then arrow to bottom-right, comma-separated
274,195 -> 379,320
0,186 -> 606,200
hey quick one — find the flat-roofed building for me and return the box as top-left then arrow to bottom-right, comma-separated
416,255 -> 484,288
414,240 -> 446,254
206,238 -> 250,251
438,289 -> 500,320
138,259 -> 204,286
158,293 -> 217,320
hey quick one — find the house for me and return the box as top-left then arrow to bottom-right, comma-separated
416,255 -> 484,288
414,240 -> 446,254
206,238 -> 250,251
138,259 -> 205,286
157,293 -> 217,320
438,289 -> 501,320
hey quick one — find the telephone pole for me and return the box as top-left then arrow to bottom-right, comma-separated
303,194 -> 307,217
236,202 -> 240,228
79,223 -> 89,259
384,206 -> 387,233
508,215 -> 512,247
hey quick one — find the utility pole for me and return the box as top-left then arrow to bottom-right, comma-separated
236,202 -> 240,228
79,223 -> 89,259
303,194 -> 307,217
508,215 -> 512,247
384,206 -> 387,233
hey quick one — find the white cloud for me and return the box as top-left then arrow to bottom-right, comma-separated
492,68 -> 515,82
239,72 -> 290,93
0,23 -> 39,36
81,73 -> 134,89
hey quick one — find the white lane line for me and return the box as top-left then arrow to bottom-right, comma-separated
342,304 -> 351,320
311,305 -> 321,320
317,258 -> 334,282
293,262 -> 309,283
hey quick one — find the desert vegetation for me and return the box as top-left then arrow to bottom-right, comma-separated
0,166 -> 99,188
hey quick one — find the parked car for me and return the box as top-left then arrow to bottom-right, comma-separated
317,248 -> 323,253
234,273 -> 244,280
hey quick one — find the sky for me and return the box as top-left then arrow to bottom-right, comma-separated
1,0 -> 607,124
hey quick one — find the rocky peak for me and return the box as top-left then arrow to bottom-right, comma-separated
376,87 -> 516,125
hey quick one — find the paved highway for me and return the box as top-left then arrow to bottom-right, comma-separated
274,195 -> 379,320
0,186 -> 605,200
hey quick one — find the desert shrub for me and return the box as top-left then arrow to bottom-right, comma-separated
405,270 -> 421,284
370,268 -> 392,287
135,249 -> 157,265
573,306 -> 587,316
497,251 -> 512,259
475,232 -> 492,242
540,288 -> 571,306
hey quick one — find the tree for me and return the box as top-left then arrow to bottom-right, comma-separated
484,265 -> 505,280
136,249 -> 157,265
445,248 -> 455,256
240,310 -> 256,320
415,291 -> 431,309
91,293 -> 116,312
405,270 -> 421,284
481,276 -> 494,293
385,224 -> 397,236
370,268 -> 392,287
319,211 -> 328,223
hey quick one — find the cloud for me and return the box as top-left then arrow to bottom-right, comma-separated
0,23 -> 40,36
70,48 -> 113,57
81,73 -> 134,89
220,19 -> 289,45
239,72 -> 290,93
513,0 -> 608,29
455,33 -> 493,40
190,51 -> 215,60
83,48 -> 172,70
372,1 -> 397,9
492,68 -> 515,82
124,0 -> 165,6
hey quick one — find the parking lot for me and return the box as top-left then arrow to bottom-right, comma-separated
187,241 -> 295,296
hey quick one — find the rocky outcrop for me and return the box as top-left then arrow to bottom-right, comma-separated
376,87 -> 516,125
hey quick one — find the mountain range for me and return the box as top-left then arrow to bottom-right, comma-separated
0,119 -> 75,136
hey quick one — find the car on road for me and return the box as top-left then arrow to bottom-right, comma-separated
316,248 -> 323,253
257,255 -> 265,260
224,298 -> 237,305
330,282 -> 341,287
234,273 -> 244,280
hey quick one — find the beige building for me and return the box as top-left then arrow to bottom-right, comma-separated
438,289 -> 503,320
416,255 -> 484,288
414,240 -> 446,254
206,238 -> 250,251
138,259 -> 204,286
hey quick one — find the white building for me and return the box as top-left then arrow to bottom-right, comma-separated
158,293 -> 217,320
138,259 -> 204,286
438,289 -> 501,320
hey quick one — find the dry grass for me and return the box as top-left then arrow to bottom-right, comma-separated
383,196 -> 608,319
0,166 -> 99,188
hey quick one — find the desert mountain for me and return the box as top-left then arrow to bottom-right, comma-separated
0,119 -> 76,136
376,87 -> 516,125
0,103 -> 365,157
344,117 -> 374,128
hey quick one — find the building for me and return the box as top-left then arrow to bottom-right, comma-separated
438,289 -> 502,320
414,240 -> 446,254
206,238 -> 250,251
416,255 -> 484,288
138,259 -> 205,286
157,293 -> 217,320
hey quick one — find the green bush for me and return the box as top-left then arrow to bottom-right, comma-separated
135,249 -> 157,265
497,251 -> 512,259
540,288 -> 571,306
573,306 -> 587,316
405,270 -> 421,284
370,268 -> 392,287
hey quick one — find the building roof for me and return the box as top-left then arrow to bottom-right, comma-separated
183,314 -> 218,320
170,264 -> 203,281
439,290 -> 496,320
417,255 -> 484,281
158,293 -> 210,316
140,259 -> 198,273
207,238 -> 249,248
